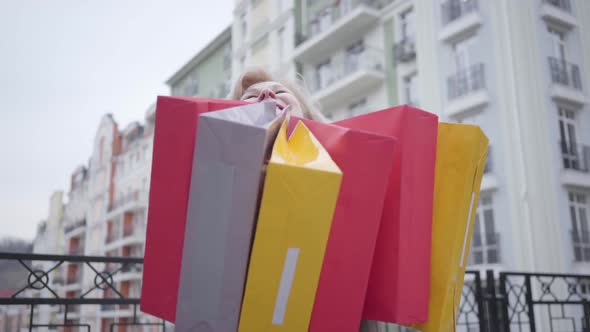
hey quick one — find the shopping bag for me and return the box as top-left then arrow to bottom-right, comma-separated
140,96 -> 246,322
411,122 -> 488,332
336,105 -> 438,324
174,101 -> 285,331
238,121 -> 342,332
287,118 -> 397,332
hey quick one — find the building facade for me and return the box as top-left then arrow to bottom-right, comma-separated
230,0 -> 590,276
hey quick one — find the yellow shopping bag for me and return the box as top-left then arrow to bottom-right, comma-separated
412,122 -> 488,332
238,120 -> 342,332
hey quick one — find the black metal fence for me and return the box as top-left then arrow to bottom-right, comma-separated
0,252 -> 166,332
3,252 -> 590,331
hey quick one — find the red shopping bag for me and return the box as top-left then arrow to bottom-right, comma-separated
140,96 -> 246,322
288,118 -> 397,332
336,105 -> 438,324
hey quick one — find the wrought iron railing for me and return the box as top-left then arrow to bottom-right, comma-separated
560,141 -> 590,173
544,0 -> 572,12
393,38 -> 416,63
549,57 -> 583,90
441,0 -> 478,25
4,252 -> 590,331
448,63 -> 486,99
0,252 -> 166,332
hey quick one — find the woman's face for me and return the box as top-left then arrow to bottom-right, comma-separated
240,81 -> 303,117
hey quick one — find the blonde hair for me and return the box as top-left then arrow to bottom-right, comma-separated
230,67 -> 327,122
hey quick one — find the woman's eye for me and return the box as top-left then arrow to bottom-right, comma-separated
243,95 -> 257,100
276,90 -> 287,94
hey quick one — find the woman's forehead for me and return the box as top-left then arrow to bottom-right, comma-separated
246,81 -> 284,91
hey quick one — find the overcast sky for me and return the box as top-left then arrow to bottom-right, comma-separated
0,0 -> 233,240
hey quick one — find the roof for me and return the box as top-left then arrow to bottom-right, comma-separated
166,25 -> 232,86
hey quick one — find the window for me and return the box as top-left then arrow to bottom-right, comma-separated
345,40 -> 364,73
184,74 -> 198,96
469,194 -> 500,265
399,8 -> 415,41
570,191 -> 590,262
548,26 -> 567,61
315,60 -> 332,89
558,107 -> 579,169
452,36 -> 476,71
403,73 -> 419,106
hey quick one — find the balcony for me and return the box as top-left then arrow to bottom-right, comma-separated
445,63 -> 489,116
393,38 -> 416,63
560,141 -> 590,187
439,0 -> 481,42
541,0 -> 576,28
572,230 -> 590,262
104,223 -> 146,251
548,57 -> 586,105
308,49 -> 385,109
293,0 -> 380,63
468,232 -> 501,266
64,219 -> 86,237
106,190 -> 148,220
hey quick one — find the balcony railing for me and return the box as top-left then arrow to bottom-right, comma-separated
308,48 -> 384,92
544,0 -> 572,12
468,232 -> 500,265
108,190 -> 146,212
560,141 -> 590,173
572,230 -> 590,262
441,0 -> 478,26
64,219 -> 86,234
393,38 -> 416,63
447,63 -> 486,100
300,0 -> 382,45
549,57 -> 582,90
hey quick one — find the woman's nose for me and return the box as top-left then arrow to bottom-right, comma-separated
257,89 -> 276,102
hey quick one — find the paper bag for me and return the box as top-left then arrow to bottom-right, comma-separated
287,118 -> 397,332
336,105 -> 438,324
238,121 -> 342,332
174,102 -> 285,331
411,123 -> 488,332
141,96 -> 246,322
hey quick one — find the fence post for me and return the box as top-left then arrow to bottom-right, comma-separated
524,275 -> 536,332
474,271 -> 486,332
486,270 -> 497,332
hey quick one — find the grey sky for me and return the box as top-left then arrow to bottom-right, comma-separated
0,0 -> 233,240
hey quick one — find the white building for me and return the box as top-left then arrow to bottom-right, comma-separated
231,0 -> 590,275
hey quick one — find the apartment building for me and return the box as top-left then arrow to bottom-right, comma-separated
229,0 -> 590,277
168,26 -> 233,98
53,110 -> 160,331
